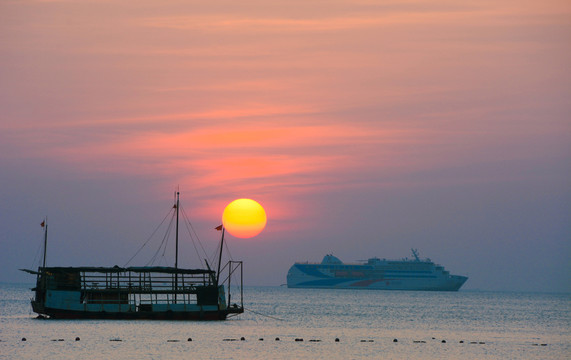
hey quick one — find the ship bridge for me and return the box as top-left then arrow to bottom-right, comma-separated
321,254 -> 343,265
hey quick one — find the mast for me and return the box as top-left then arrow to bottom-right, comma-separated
175,191 -> 179,272
411,248 -> 420,261
174,191 -> 179,302
216,227 -> 225,286
42,218 -> 48,270
40,217 -> 48,303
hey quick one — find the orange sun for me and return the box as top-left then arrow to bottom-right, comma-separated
222,199 -> 267,238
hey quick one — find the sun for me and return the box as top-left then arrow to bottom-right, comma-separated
222,199 -> 267,238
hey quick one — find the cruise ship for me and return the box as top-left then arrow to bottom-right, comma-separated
287,249 -> 467,291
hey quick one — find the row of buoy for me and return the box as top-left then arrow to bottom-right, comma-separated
16,337 -> 547,346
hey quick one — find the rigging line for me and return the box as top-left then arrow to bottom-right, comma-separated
147,212 -> 175,266
210,240 -> 221,270
30,234 -> 44,270
124,206 -> 175,267
147,234 -> 163,265
244,307 -> 285,321
179,206 -> 204,259
151,220 -> 172,266
160,218 -> 172,258
180,205 -> 209,260
224,238 -> 233,261
30,224 -> 45,269
181,211 -> 205,268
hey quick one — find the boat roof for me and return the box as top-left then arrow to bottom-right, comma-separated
20,266 -> 214,275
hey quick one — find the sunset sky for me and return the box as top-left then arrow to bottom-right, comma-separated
1,0 -> 569,292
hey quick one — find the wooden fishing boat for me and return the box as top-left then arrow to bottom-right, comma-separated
21,192 -> 244,320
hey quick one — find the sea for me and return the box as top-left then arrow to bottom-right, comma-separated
1,283 -> 569,359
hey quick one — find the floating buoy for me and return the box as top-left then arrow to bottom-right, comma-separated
335,338 -> 340,342
295,338 -> 303,342
258,338 -> 264,341
21,338 -> 26,342
459,340 -> 464,343
441,340 -> 446,343
75,337 -> 80,341
393,339 -> 398,343
240,337 -> 245,341
187,338 -> 192,342
275,337 -> 280,341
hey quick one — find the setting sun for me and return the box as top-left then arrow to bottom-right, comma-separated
222,199 -> 267,238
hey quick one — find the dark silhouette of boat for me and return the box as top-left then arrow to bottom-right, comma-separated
21,192 -> 244,320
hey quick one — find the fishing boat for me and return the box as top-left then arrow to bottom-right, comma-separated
287,249 -> 467,291
21,192 -> 244,320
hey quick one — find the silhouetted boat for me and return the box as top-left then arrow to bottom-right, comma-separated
21,192 -> 244,320
287,249 -> 467,291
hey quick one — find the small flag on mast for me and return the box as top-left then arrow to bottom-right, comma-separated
40,220 -> 45,228
215,224 -> 223,231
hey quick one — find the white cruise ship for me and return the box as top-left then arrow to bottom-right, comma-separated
287,249 -> 467,291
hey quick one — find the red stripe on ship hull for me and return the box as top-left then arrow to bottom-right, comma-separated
350,279 -> 385,287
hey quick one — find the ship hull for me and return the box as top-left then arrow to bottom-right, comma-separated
287,275 -> 467,291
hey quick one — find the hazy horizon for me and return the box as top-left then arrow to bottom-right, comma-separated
1,0 -> 569,293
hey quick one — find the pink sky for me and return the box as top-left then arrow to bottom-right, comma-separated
1,0 -> 569,291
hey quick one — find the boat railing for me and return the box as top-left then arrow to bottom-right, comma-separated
218,261 -> 243,310
78,270 -> 213,294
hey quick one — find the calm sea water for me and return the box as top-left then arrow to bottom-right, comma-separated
1,283 -> 569,359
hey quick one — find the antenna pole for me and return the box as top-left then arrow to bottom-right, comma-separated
175,191 -> 179,271
174,191 -> 180,303
216,227 -> 225,286
42,218 -> 48,269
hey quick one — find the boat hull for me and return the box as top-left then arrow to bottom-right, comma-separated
32,301 -> 243,320
26,264 -> 245,321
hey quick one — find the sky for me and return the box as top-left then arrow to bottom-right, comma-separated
1,0 -> 570,292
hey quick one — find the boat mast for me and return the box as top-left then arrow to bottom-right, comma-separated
175,191 -> 179,272
40,217 -> 48,299
411,248 -> 420,261
216,227 -> 225,286
174,191 -> 180,302
42,218 -> 48,269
